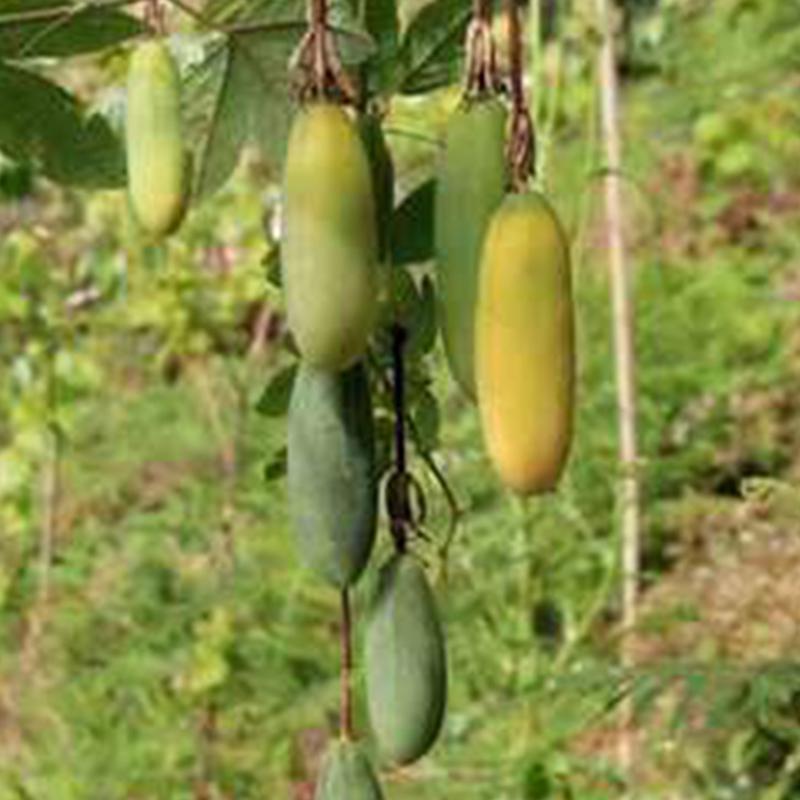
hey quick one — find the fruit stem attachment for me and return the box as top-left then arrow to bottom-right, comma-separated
464,0 -> 500,98
505,0 -> 535,190
339,588 -> 354,741
291,0 -> 357,103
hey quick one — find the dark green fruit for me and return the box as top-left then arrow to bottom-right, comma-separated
315,741 -> 384,800
435,98 -> 507,397
476,191 -> 575,495
283,103 -> 378,369
365,554 -> 447,765
287,362 -> 377,588
125,39 -> 188,237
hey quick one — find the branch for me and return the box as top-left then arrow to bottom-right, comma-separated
0,0 -> 141,26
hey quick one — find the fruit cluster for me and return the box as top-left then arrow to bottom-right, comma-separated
122,0 -> 574,791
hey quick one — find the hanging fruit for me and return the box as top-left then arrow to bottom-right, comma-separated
476,191 -> 575,494
125,38 -> 189,238
364,553 -> 447,765
282,103 -> 378,370
287,361 -> 377,588
435,98 -> 507,398
315,741 -> 385,800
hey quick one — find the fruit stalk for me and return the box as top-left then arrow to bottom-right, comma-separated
339,589 -> 354,740
389,324 -> 409,553
504,0 -> 534,188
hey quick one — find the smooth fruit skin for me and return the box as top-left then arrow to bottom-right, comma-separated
126,39 -> 187,238
287,362 -> 377,589
476,191 -> 575,495
435,98 -> 507,397
365,554 -> 447,765
314,741 -> 384,800
283,103 -> 378,370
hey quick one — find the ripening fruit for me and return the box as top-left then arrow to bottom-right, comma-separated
365,554 -> 447,765
126,39 -> 188,237
283,103 -> 378,370
315,741 -> 384,800
287,362 -> 377,589
476,191 -> 575,495
435,98 -> 507,397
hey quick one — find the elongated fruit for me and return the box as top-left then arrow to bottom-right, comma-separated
315,741 -> 384,800
287,362 -> 377,588
283,103 -> 378,369
476,191 -> 575,495
435,98 -> 507,397
126,39 -> 188,237
365,554 -> 447,765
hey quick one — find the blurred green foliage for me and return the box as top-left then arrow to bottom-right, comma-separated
0,0 -> 799,798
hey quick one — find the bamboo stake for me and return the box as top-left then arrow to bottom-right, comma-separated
592,0 -> 641,782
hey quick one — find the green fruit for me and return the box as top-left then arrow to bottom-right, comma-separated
287,362 -> 377,588
365,554 -> 447,765
475,191 -> 575,495
435,98 -> 507,397
315,741 -> 384,800
357,113 -> 394,263
126,39 -> 188,238
283,103 -> 378,370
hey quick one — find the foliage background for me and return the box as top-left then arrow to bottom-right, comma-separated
1,0 -> 800,797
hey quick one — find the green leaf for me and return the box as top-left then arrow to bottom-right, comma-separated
0,1 -> 145,59
189,42 -> 251,200
0,62 -> 125,188
407,274 -> 437,358
391,178 -> 436,265
412,386 -> 440,451
396,0 -> 471,94
236,29 -> 297,170
256,363 -> 297,417
185,28 -> 297,198
363,0 -> 399,92
264,446 -> 288,482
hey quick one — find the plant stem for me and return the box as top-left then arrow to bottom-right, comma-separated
505,0 -> 534,188
339,589 -> 354,741
391,325 -> 408,479
38,341 -> 61,616
506,0 -> 525,112
388,324 -> 410,553
0,0 -> 141,26
593,0 -> 641,783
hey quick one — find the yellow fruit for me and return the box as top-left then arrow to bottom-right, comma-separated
282,103 -> 378,370
476,191 -> 575,494
126,39 -> 188,237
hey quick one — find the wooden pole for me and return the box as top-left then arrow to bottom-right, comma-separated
593,0 -> 641,782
